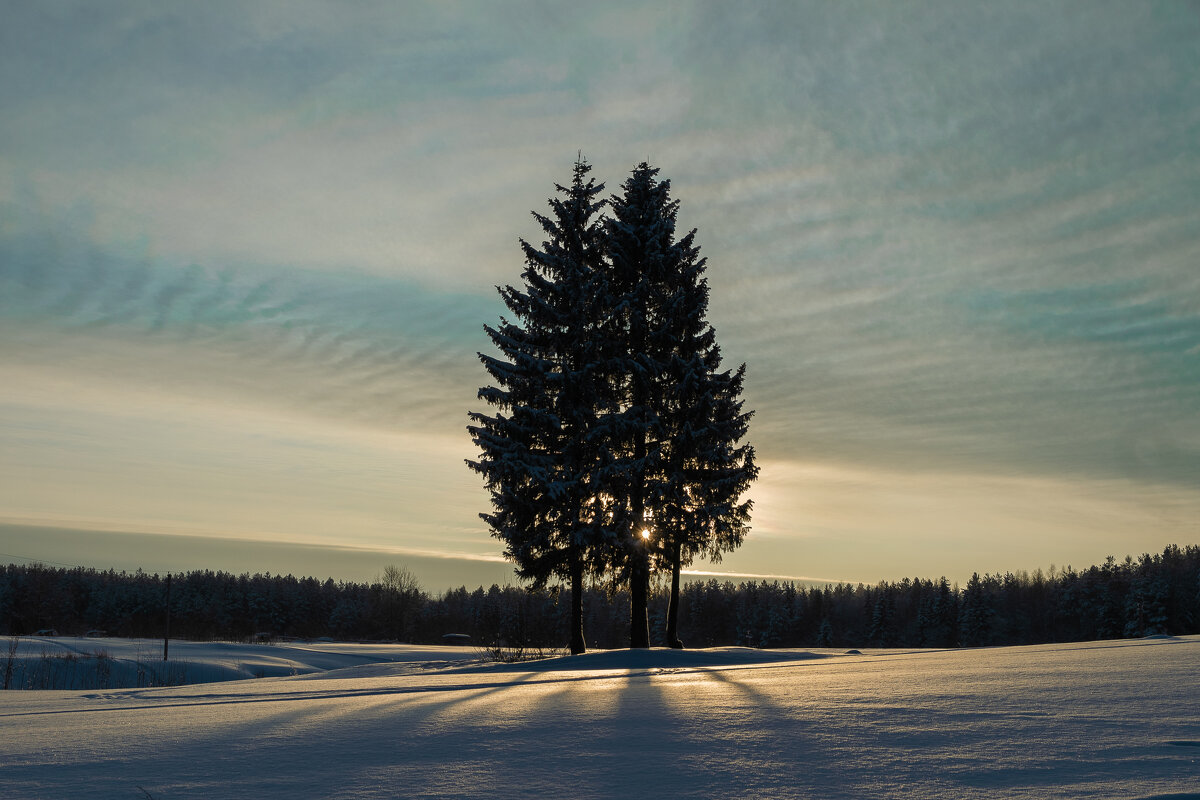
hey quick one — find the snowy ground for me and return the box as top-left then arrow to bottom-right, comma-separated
1,637 -> 1197,799
0,635 -> 477,688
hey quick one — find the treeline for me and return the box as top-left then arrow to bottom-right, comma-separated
2,545 -> 1197,649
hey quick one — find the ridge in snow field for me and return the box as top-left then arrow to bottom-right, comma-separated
0,637 -> 475,688
1,637 -> 1198,799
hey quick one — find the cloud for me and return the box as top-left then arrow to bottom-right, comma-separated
0,2 -> 694,284
4,0 -> 1199,484
0,213 -> 500,434
670,10 -> 1200,487
1,1 -> 1198,585
725,150 -> 1200,484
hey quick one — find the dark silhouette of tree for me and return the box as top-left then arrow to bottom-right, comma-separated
470,159 -> 759,651
602,163 -> 668,647
604,162 -> 757,648
655,283 -> 756,648
467,157 -> 612,654
867,591 -> 896,647
959,572 -> 995,646
816,617 -> 834,647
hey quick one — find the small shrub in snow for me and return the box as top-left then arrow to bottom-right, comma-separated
94,649 -> 112,689
476,642 -> 567,663
3,636 -> 17,690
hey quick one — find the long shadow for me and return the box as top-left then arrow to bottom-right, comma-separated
691,662 -> 849,795
0,667 -> 645,719
506,657 -> 839,798
165,666 -> 547,770
1035,636 -> 1199,655
1,660 -> 559,799
446,659 -> 689,797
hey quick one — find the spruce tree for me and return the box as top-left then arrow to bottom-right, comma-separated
472,159 -> 758,653
467,158 -> 611,655
604,163 -> 675,648
650,221 -> 756,649
658,335 -> 757,648
960,572 -> 994,646
604,162 -> 757,649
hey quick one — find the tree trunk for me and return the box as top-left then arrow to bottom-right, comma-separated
665,541 -> 684,648
570,552 -> 587,655
630,544 -> 650,648
629,375 -> 651,649
163,573 -> 171,661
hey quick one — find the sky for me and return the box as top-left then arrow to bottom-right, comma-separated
1,1 -> 1198,592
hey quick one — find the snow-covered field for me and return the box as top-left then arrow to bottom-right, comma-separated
0,635 -> 473,689
1,637 -> 1197,799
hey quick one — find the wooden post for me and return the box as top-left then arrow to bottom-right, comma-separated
163,573 -> 171,661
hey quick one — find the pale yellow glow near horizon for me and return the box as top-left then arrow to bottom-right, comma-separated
1,364 -> 491,555
4,366 -> 1197,588
738,457 -> 1200,582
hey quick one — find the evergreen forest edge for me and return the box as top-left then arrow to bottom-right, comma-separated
3,543 -> 1197,650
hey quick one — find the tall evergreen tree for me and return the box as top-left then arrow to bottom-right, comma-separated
658,354 -> 757,647
604,162 -> 757,649
959,572 -> 994,646
649,216 -> 756,648
467,158 -> 611,654
471,159 -> 757,652
603,163 -> 676,648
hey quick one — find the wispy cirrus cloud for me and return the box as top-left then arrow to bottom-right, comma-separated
0,213 -> 496,433
1,1 -> 1198,586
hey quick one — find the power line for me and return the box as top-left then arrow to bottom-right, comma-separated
0,551 -> 88,569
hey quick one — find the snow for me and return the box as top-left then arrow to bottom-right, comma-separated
2,636 -> 1197,799
1,636 -> 478,688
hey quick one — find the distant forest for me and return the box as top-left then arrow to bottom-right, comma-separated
3,545 -> 1196,650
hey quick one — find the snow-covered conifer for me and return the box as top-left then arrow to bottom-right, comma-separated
604,162 -> 757,649
603,163 -> 678,648
471,159 -> 757,652
467,158 -> 612,654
